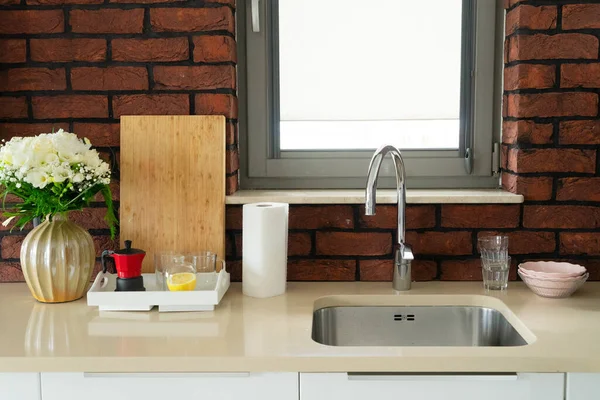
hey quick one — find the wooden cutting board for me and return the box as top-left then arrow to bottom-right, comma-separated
120,115 -> 226,273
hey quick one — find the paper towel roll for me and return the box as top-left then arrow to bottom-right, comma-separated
242,202 -> 289,298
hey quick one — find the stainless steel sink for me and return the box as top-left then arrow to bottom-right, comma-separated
312,306 -> 528,347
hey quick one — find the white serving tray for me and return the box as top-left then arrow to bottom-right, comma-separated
86,268 -> 230,312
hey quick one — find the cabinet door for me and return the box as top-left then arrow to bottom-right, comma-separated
567,373 -> 600,400
300,372 -> 564,400
42,372 -> 297,400
0,373 -> 40,400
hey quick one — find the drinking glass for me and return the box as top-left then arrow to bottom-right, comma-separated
185,251 -> 225,273
165,261 -> 197,292
482,256 -> 510,291
478,235 -> 509,261
154,251 -> 185,291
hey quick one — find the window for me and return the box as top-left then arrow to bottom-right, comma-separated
239,0 -> 503,189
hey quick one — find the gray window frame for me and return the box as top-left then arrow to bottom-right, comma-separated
238,0 -> 505,189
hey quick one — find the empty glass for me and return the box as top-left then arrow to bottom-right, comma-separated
482,256 -> 510,291
478,235 -> 509,261
154,251 -> 184,291
185,251 -> 225,273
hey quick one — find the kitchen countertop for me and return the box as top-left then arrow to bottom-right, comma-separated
1,281 -> 599,373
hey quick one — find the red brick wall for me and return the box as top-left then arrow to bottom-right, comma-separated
2,0 -> 600,283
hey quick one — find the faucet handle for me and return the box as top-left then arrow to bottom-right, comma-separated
397,243 -> 414,261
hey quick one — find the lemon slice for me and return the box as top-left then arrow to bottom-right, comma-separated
167,272 -> 197,291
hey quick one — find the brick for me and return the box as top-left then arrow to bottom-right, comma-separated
563,4 -> 600,30
405,231 -> 472,256
93,180 -> 120,202
502,95 -> 508,118
502,120 -> 553,145
478,231 -> 555,255
441,205 -> 520,228
507,92 -> 598,118
0,0 -> 19,4
226,148 -> 239,174
316,232 -> 391,256
1,123 -> 70,141
505,5 -> 557,35
509,34 -> 598,61
195,94 -> 237,119
560,120 -> 600,145
228,260 -> 241,281
557,178 -> 600,202
213,0 -> 234,6
225,206 -> 242,230
441,258 -> 517,281
110,0 -> 183,3
30,39 -> 106,62
502,173 -> 553,201
441,259 -> 482,281
288,232 -> 311,256
560,233 -> 600,256
358,205 -> 436,230
70,9 -> 143,34
70,208 -> 111,230
0,97 -> 27,119
150,7 -> 234,33
0,68 -> 66,92
360,259 -> 436,282
226,234 -> 235,258
501,144 -> 508,170
226,173 -> 238,195
112,38 -> 189,62
93,235 -> 119,257
288,259 -> 356,281
524,205 -> 600,229
28,0 -> 101,4
0,40 -> 26,63
226,122 -> 237,145
1,235 -> 24,259
562,64 -> 600,88
154,66 -> 235,90
193,35 -> 236,62
289,206 -> 354,229
113,94 -> 189,118
508,148 -> 595,173
71,67 -> 148,91
0,262 -> 24,282
0,10 -> 64,34
72,123 -> 119,148
504,64 -> 555,91
32,96 -> 107,119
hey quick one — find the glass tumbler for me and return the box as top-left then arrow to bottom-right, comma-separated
185,251 -> 225,273
481,256 -> 511,291
154,251 -> 185,291
478,235 -> 509,261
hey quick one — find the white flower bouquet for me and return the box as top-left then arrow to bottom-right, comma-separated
0,129 -> 117,236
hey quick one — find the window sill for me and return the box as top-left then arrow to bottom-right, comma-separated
226,189 -> 524,205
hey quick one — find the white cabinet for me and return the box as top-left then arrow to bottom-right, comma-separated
300,372 -> 564,400
41,372 -> 297,400
0,373 -> 40,400
567,373 -> 600,400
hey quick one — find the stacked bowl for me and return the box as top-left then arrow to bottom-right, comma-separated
518,261 -> 588,298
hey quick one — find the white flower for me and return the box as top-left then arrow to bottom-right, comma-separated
25,169 -> 50,189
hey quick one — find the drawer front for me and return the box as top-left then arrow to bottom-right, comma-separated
300,372 -> 564,400
567,373 -> 600,400
0,373 -> 40,400
42,372 -> 298,400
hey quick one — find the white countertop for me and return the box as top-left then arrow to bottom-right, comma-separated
1,281 -> 599,373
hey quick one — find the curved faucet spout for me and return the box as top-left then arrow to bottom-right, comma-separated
365,144 -> 407,246
365,144 -> 413,291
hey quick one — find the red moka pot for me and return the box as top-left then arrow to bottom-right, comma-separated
101,240 -> 146,291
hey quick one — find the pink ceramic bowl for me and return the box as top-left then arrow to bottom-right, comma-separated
519,261 -> 586,279
518,267 -> 587,282
518,270 -> 588,298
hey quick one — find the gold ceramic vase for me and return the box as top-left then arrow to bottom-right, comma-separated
20,213 -> 95,303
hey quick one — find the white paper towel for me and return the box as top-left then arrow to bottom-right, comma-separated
242,202 -> 289,298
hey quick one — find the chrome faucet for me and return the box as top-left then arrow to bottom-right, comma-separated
365,145 -> 414,291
